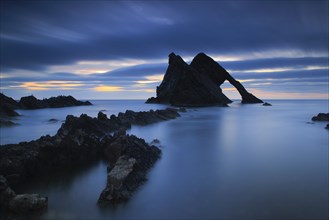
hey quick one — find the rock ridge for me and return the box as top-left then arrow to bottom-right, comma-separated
0,107 -> 181,215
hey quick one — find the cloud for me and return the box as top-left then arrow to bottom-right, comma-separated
1,1 -> 328,99
1,1 -> 328,71
94,85 -> 123,92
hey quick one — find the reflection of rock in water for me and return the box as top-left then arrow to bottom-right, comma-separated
0,107 -> 181,213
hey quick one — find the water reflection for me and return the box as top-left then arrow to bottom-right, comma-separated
1,100 -> 328,219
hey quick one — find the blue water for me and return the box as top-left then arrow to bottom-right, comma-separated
1,100 -> 328,219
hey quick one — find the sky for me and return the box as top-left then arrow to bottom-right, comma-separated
0,0 -> 328,100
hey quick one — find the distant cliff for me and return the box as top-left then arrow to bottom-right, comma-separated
146,53 -> 263,106
0,93 -> 19,117
0,94 -> 92,118
18,95 -> 92,109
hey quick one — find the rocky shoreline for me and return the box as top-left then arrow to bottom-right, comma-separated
0,94 -> 92,126
312,113 -> 329,129
0,108 -> 182,214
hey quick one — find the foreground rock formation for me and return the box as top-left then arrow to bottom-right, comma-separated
18,95 -> 92,109
98,134 -> 161,204
0,175 -> 48,213
146,52 -> 263,106
0,108 -> 181,214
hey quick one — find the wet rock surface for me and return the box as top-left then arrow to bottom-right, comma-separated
0,108 -> 181,212
98,134 -> 161,204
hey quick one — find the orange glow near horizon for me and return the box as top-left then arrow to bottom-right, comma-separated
12,81 -> 85,91
94,85 -> 123,92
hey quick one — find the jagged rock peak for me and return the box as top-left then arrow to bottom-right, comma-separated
146,52 -> 264,106
168,52 -> 186,65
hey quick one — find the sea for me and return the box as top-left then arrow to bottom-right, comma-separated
0,100 -> 328,220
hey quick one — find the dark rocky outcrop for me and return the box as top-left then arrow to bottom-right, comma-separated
0,108 -> 181,210
190,53 -> 263,104
147,53 -> 230,107
98,134 -> 161,204
18,95 -> 92,109
263,102 -> 272,106
147,53 -> 263,106
0,93 -> 19,117
312,113 -> 329,121
0,175 -> 47,213
326,124 -> 329,129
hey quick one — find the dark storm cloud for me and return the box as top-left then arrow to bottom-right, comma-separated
1,0 -> 328,71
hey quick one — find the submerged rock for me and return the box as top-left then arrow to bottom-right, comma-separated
263,102 -> 272,106
312,113 -> 329,121
326,124 -> 329,129
146,52 -> 263,106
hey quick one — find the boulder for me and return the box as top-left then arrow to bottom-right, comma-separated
312,113 -> 329,121
98,111 -> 108,121
98,134 -> 161,204
0,175 -> 47,213
7,194 -> 48,213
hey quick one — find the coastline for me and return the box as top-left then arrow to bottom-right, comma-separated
0,107 -> 183,216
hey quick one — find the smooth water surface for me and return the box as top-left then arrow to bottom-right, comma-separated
1,100 -> 328,219
0,100 -> 167,145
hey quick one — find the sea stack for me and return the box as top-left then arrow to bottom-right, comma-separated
146,52 -> 263,106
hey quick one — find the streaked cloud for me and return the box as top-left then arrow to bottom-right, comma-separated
0,1 -> 328,100
94,85 -> 123,92
10,81 -> 85,91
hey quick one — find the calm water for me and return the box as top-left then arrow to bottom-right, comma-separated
1,100 -> 328,219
